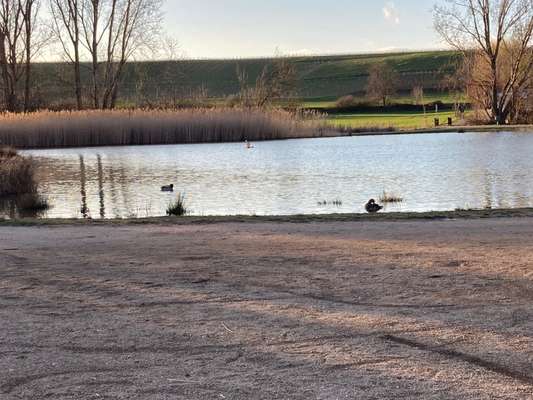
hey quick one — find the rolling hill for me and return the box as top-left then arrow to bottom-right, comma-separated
32,50 -> 460,106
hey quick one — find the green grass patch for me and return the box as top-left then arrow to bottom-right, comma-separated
327,110 -> 461,130
301,92 -> 466,110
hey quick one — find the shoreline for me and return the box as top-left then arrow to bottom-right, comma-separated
3,207 -> 533,226
333,124 -> 533,137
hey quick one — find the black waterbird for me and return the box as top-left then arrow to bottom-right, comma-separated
365,199 -> 383,213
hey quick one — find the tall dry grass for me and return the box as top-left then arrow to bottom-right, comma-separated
0,147 -> 37,196
0,108 -> 325,149
0,147 -> 49,216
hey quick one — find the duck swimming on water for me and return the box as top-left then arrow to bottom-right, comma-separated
161,184 -> 174,192
365,199 -> 383,213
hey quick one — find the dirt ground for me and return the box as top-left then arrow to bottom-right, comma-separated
1,218 -> 533,399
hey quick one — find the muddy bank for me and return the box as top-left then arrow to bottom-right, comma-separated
1,218 -> 533,399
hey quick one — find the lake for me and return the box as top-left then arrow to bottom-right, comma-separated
7,131 -> 533,219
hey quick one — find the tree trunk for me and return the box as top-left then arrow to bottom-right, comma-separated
0,31 -> 9,106
91,0 -> 100,109
0,31 -> 16,112
24,51 -> 31,112
490,58 -> 501,124
73,44 -> 83,110
23,2 -> 32,112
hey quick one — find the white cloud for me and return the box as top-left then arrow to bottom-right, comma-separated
383,2 -> 400,24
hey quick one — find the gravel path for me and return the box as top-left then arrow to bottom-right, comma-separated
1,219 -> 533,399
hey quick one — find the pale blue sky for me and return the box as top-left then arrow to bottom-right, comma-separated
163,0 -> 443,59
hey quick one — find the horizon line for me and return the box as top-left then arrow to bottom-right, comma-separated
35,47 -> 454,64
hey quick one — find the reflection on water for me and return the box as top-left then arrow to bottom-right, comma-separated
97,154 -> 105,218
79,155 -> 89,218
0,197 -> 21,219
0,194 -> 49,219
4,131 -> 533,219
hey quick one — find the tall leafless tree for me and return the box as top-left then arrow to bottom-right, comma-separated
365,62 -> 398,107
434,0 -> 533,124
51,0 -> 163,109
412,85 -> 424,106
0,0 -> 22,111
99,0 -> 163,109
0,0 -> 42,112
50,0 -> 83,109
21,0 -> 36,111
236,57 -> 298,108
80,0 -> 103,108
81,0 -> 163,109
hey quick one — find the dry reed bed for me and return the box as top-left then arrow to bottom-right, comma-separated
0,148 -> 37,196
0,147 -> 49,216
0,108 -> 324,149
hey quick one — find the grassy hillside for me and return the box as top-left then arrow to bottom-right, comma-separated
32,50 -> 460,106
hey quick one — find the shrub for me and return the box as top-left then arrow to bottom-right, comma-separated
379,191 -> 404,203
225,95 -> 241,108
0,150 -> 38,196
166,193 -> 187,216
335,95 -> 355,108
0,147 -> 49,218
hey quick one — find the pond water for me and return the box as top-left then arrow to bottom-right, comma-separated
6,131 -> 533,219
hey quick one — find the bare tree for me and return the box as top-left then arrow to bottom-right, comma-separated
365,62 -> 398,106
130,36 -> 184,108
97,0 -> 164,109
0,0 -> 43,112
236,57 -> 298,108
434,0 -> 533,124
441,58 -> 468,101
21,0 -> 38,111
79,0 -> 103,108
50,0 -> 83,109
51,0 -> 163,109
412,85 -> 424,106
0,0 -> 22,111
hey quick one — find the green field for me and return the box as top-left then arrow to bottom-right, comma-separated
34,50 -> 460,106
301,91 -> 463,109
327,110 -> 461,130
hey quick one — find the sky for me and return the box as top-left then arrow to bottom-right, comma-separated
163,0 -> 444,59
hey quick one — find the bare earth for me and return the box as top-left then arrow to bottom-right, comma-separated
1,218 -> 533,399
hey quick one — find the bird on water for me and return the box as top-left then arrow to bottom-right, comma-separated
161,184 -> 174,192
365,199 -> 383,213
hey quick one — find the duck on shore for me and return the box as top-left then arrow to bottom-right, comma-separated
161,184 -> 174,192
365,199 -> 383,213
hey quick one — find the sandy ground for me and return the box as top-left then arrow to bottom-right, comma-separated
1,218 -> 533,399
